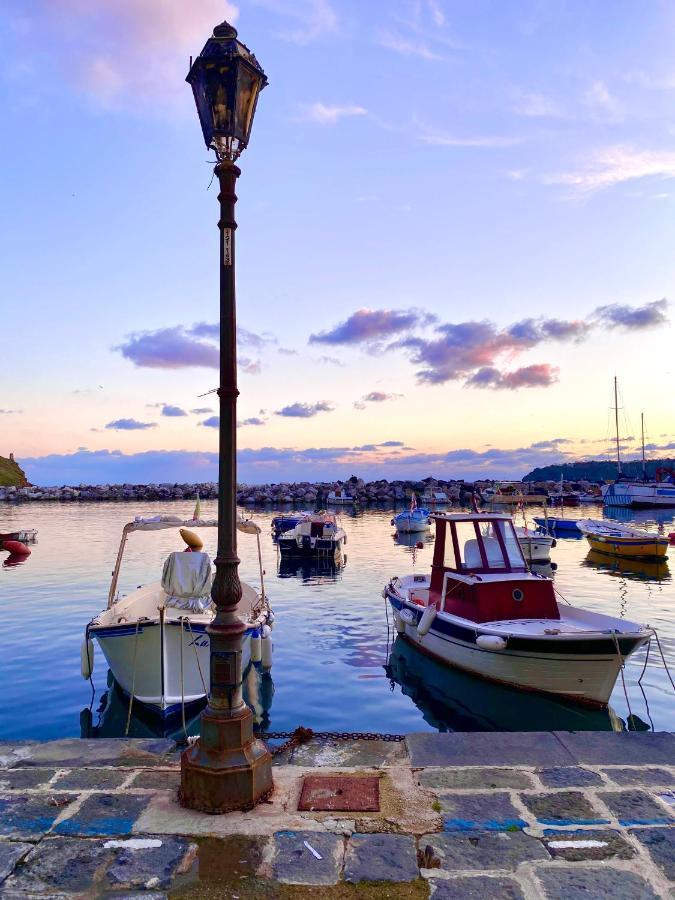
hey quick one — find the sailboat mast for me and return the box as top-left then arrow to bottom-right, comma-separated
614,376 -> 622,475
641,412 -> 646,481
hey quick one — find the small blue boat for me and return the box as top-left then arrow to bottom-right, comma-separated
533,516 -> 582,536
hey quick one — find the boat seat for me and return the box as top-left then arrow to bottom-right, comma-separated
464,537 -> 503,568
161,551 -> 213,613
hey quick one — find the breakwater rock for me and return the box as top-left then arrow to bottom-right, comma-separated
0,477 -> 484,505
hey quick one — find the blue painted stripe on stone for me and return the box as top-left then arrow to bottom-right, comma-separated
617,816 -> 672,826
537,817 -> 610,826
443,817 -> 527,832
55,815 -> 136,836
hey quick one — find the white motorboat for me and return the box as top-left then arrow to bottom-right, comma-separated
392,493 -> 432,534
421,490 -> 450,506
514,526 -> 556,563
277,511 -> 346,557
383,512 -> 652,707
85,514 -> 273,718
327,488 -> 355,504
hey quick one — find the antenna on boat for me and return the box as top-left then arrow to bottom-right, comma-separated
613,376 -> 622,475
641,411 -> 647,481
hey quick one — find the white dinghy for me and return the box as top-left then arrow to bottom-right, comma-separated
85,514 -> 273,719
384,512 -> 652,707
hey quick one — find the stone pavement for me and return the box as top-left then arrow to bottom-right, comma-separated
0,733 -> 673,898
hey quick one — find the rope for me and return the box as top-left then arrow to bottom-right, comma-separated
124,621 -> 141,737
179,618 -> 187,740
653,629 -> 675,691
185,618 -> 207,694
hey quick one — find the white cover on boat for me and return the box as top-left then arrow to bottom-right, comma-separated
161,551 -> 213,612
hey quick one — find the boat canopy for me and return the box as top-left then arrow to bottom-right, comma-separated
431,513 -> 528,589
127,515 -> 261,535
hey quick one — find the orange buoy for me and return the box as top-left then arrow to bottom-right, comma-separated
1,540 -> 31,556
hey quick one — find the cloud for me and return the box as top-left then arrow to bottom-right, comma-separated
276,401 -> 335,418
584,80 -> 623,123
239,417 -> 266,426
161,405 -> 187,417
117,327 -> 219,370
0,409 -> 21,414
316,355 -> 345,367
354,391 -> 403,409
593,298 -> 668,330
105,418 -> 157,431
252,0 -> 337,44
310,308 -> 433,345
513,91 -> 564,118
200,416 -> 220,429
190,407 -> 213,415
420,132 -> 523,149
548,145 -> 675,196
530,438 -> 573,449
377,29 -> 443,60
426,0 -> 445,27
22,0 -> 239,113
278,347 -> 299,356
116,323 -> 268,371
466,364 -> 559,390
297,102 -> 367,125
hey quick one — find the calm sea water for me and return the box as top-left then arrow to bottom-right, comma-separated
1,501 -> 673,740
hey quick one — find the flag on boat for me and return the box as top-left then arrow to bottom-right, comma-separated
193,495 -> 201,521
471,492 -> 479,513
410,492 -> 417,512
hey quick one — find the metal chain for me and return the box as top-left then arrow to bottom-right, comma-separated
259,727 -> 404,756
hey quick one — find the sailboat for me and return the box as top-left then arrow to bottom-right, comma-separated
602,379 -> 675,508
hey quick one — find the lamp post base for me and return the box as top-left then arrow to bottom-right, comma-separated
179,706 -> 273,814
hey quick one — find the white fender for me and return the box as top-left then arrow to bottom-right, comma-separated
81,637 -> 95,679
261,624 -> 273,668
394,611 -> 406,634
417,605 -> 437,637
476,634 -> 507,651
250,629 -> 262,663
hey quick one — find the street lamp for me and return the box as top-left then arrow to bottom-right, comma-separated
179,20 -> 272,813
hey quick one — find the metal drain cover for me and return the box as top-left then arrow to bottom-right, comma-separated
298,775 -> 380,812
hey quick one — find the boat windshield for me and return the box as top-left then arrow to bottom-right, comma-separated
444,518 -> 526,572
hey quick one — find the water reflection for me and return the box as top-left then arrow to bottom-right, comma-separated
276,553 -> 347,583
584,549 -> 671,582
385,637 -> 623,733
82,665 -> 275,740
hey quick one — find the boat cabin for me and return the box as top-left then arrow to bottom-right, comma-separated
427,514 -> 559,623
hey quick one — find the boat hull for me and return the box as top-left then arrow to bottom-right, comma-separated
585,535 -> 669,561
386,593 -> 647,707
602,482 -> 675,508
92,620 -> 254,717
517,535 -> 555,563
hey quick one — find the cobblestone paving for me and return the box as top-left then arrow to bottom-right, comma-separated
0,734 -> 672,897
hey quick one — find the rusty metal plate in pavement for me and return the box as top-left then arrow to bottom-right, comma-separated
298,775 -> 380,812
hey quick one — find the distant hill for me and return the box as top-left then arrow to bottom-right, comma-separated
523,458 -> 675,483
0,454 -> 30,487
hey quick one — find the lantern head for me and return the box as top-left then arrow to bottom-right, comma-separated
187,21 -> 268,161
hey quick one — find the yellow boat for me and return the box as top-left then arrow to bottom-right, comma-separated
585,549 -> 670,581
577,518 -> 669,561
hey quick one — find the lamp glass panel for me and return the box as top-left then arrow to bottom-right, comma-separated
235,66 -> 261,143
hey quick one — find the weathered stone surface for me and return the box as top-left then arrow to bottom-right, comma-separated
555,731 -> 675,766
286,739 -> 407,768
54,794 -> 149,836
602,767 -> 675,786
0,768 -> 56,790
599,789 -> 674,825
8,739 -> 176,769
439,792 -> 527,831
106,836 -> 193,890
420,768 -> 534,791
344,833 -> 418,883
541,828 -> 636,861
535,864 -> 659,899
407,732 -> 574,768
632,827 -> 675,880
520,791 -> 609,826
0,743 -> 38,769
1,837 -> 114,894
420,831 -> 549,871
55,768 -> 129,790
0,843 -> 32,884
272,831 -> 344,885
0,793 -> 74,838
537,766 -> 604,788
428,875 -> 525,899
129,770 -> 181,791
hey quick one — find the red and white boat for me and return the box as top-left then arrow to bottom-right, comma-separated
383,512 -> 651,707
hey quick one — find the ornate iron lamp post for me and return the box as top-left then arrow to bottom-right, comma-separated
179,21 -> 273,813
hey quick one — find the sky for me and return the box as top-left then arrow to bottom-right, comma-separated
1,0 -> 674,486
